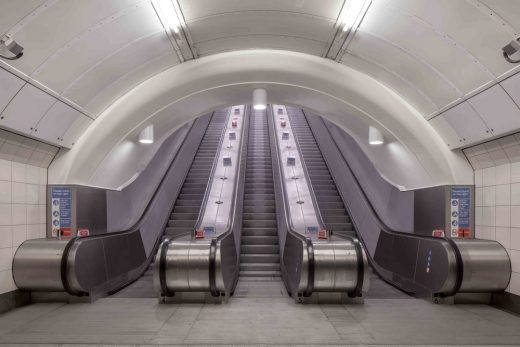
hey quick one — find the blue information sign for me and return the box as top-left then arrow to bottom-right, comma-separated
450,187 -> 471,237
51,187 -> 72,234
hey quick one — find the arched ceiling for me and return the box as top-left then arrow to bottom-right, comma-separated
0,1 -> 519,158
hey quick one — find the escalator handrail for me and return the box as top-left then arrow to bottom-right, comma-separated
284,107 -> 327,233
306,111 -> 462,293
208,106 -> 249,296
61,115 -> 213,295
268,106 -> 315,297
194,108 -> 232,237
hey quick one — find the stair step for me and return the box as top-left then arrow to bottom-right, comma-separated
243,205 -> 276,213
242,220 -> 277,228
240,270 -> 281,277
242,227 -> 278,236
240,253 -> 280,263
241,244 -> 279,254
240,263 -> 280,272
242,213 -> 276,220
242,236 -> 279,245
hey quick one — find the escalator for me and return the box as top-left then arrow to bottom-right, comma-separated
239,109 -> 281,278
287,108 -> 403,298
13,110 -> 229,299
288,111 -> 355,238
287,106 -> 511,300
113,111 -> 228,298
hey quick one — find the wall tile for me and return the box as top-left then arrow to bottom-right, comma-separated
482,167 -> 496,186
26,165 -> 39,184
39,204 -> 46,224
496,227 -> 511,249
0,248 -> 11,271
0,134 -> 51,295
482,186 -> 495,206
512,162 -> 520,183
495,163 -> 511,185
0,270 -> 16,294
511,228 -> 520,251
11,182 -> 26,204
38,185 -> 46,204
475,206 -> 482,225
0,181 -> 11,204
0,159 -> 11,181
512,206 -> 520,228
26,184 -> 39,204
11,204 -> 26,225
475,169 -> 483,187
11,162 -> 26,183
26,205 -> 39,225
26,224 -> 40,239
39,168 -> 47,185
12,225 -> 26,247
512,183 -> 520,205
0,226 -> 12,249
482,226 -> 496,240
509,249 -> 520,273
482,207 -> 496,226
475,225 -> 483,239
39,223 -> 46,238
496,206 -> 510,227
475,187 -> 483,207
496,184 -> 511,206
0,204 -> 11,226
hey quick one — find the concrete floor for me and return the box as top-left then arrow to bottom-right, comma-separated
0,277 -> 519,346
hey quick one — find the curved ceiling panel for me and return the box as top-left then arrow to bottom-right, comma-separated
61,31 -> 176,107
32,2 -> 163,94
84,52 -> 180,116
362,1 -> 492,94
4,0 -> 145,74
382,0 -> 513,77
195,35 -> 326,57
340,53 -> 438,116
482,0 -> 520,34
0,0 -> 45,35
346,30 -> 460,109
178,0 -> 343,21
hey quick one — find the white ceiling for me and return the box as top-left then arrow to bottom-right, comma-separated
0,0 -> 519,150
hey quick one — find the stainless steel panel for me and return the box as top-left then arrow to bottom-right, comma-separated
12,239 -> 68,291
455,238 -> 511,293
313,239 -> 368,293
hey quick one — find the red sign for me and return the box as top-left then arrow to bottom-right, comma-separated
77,229 -> 90,237
195,229 -> 205,239
61,228 -> 72,237
432,229 -> 445,237
458,228 -> 470,238
318,229 -> 328,240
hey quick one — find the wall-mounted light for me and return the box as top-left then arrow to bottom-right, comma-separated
152,0 -> 183,35
338,0 -> 371,33
139,125 -> 154,144
368,126 -> 383,145
253,89 -> 267,110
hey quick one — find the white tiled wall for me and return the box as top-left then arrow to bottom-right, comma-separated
474,163 -> 520,296
0,159 -> 47,295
